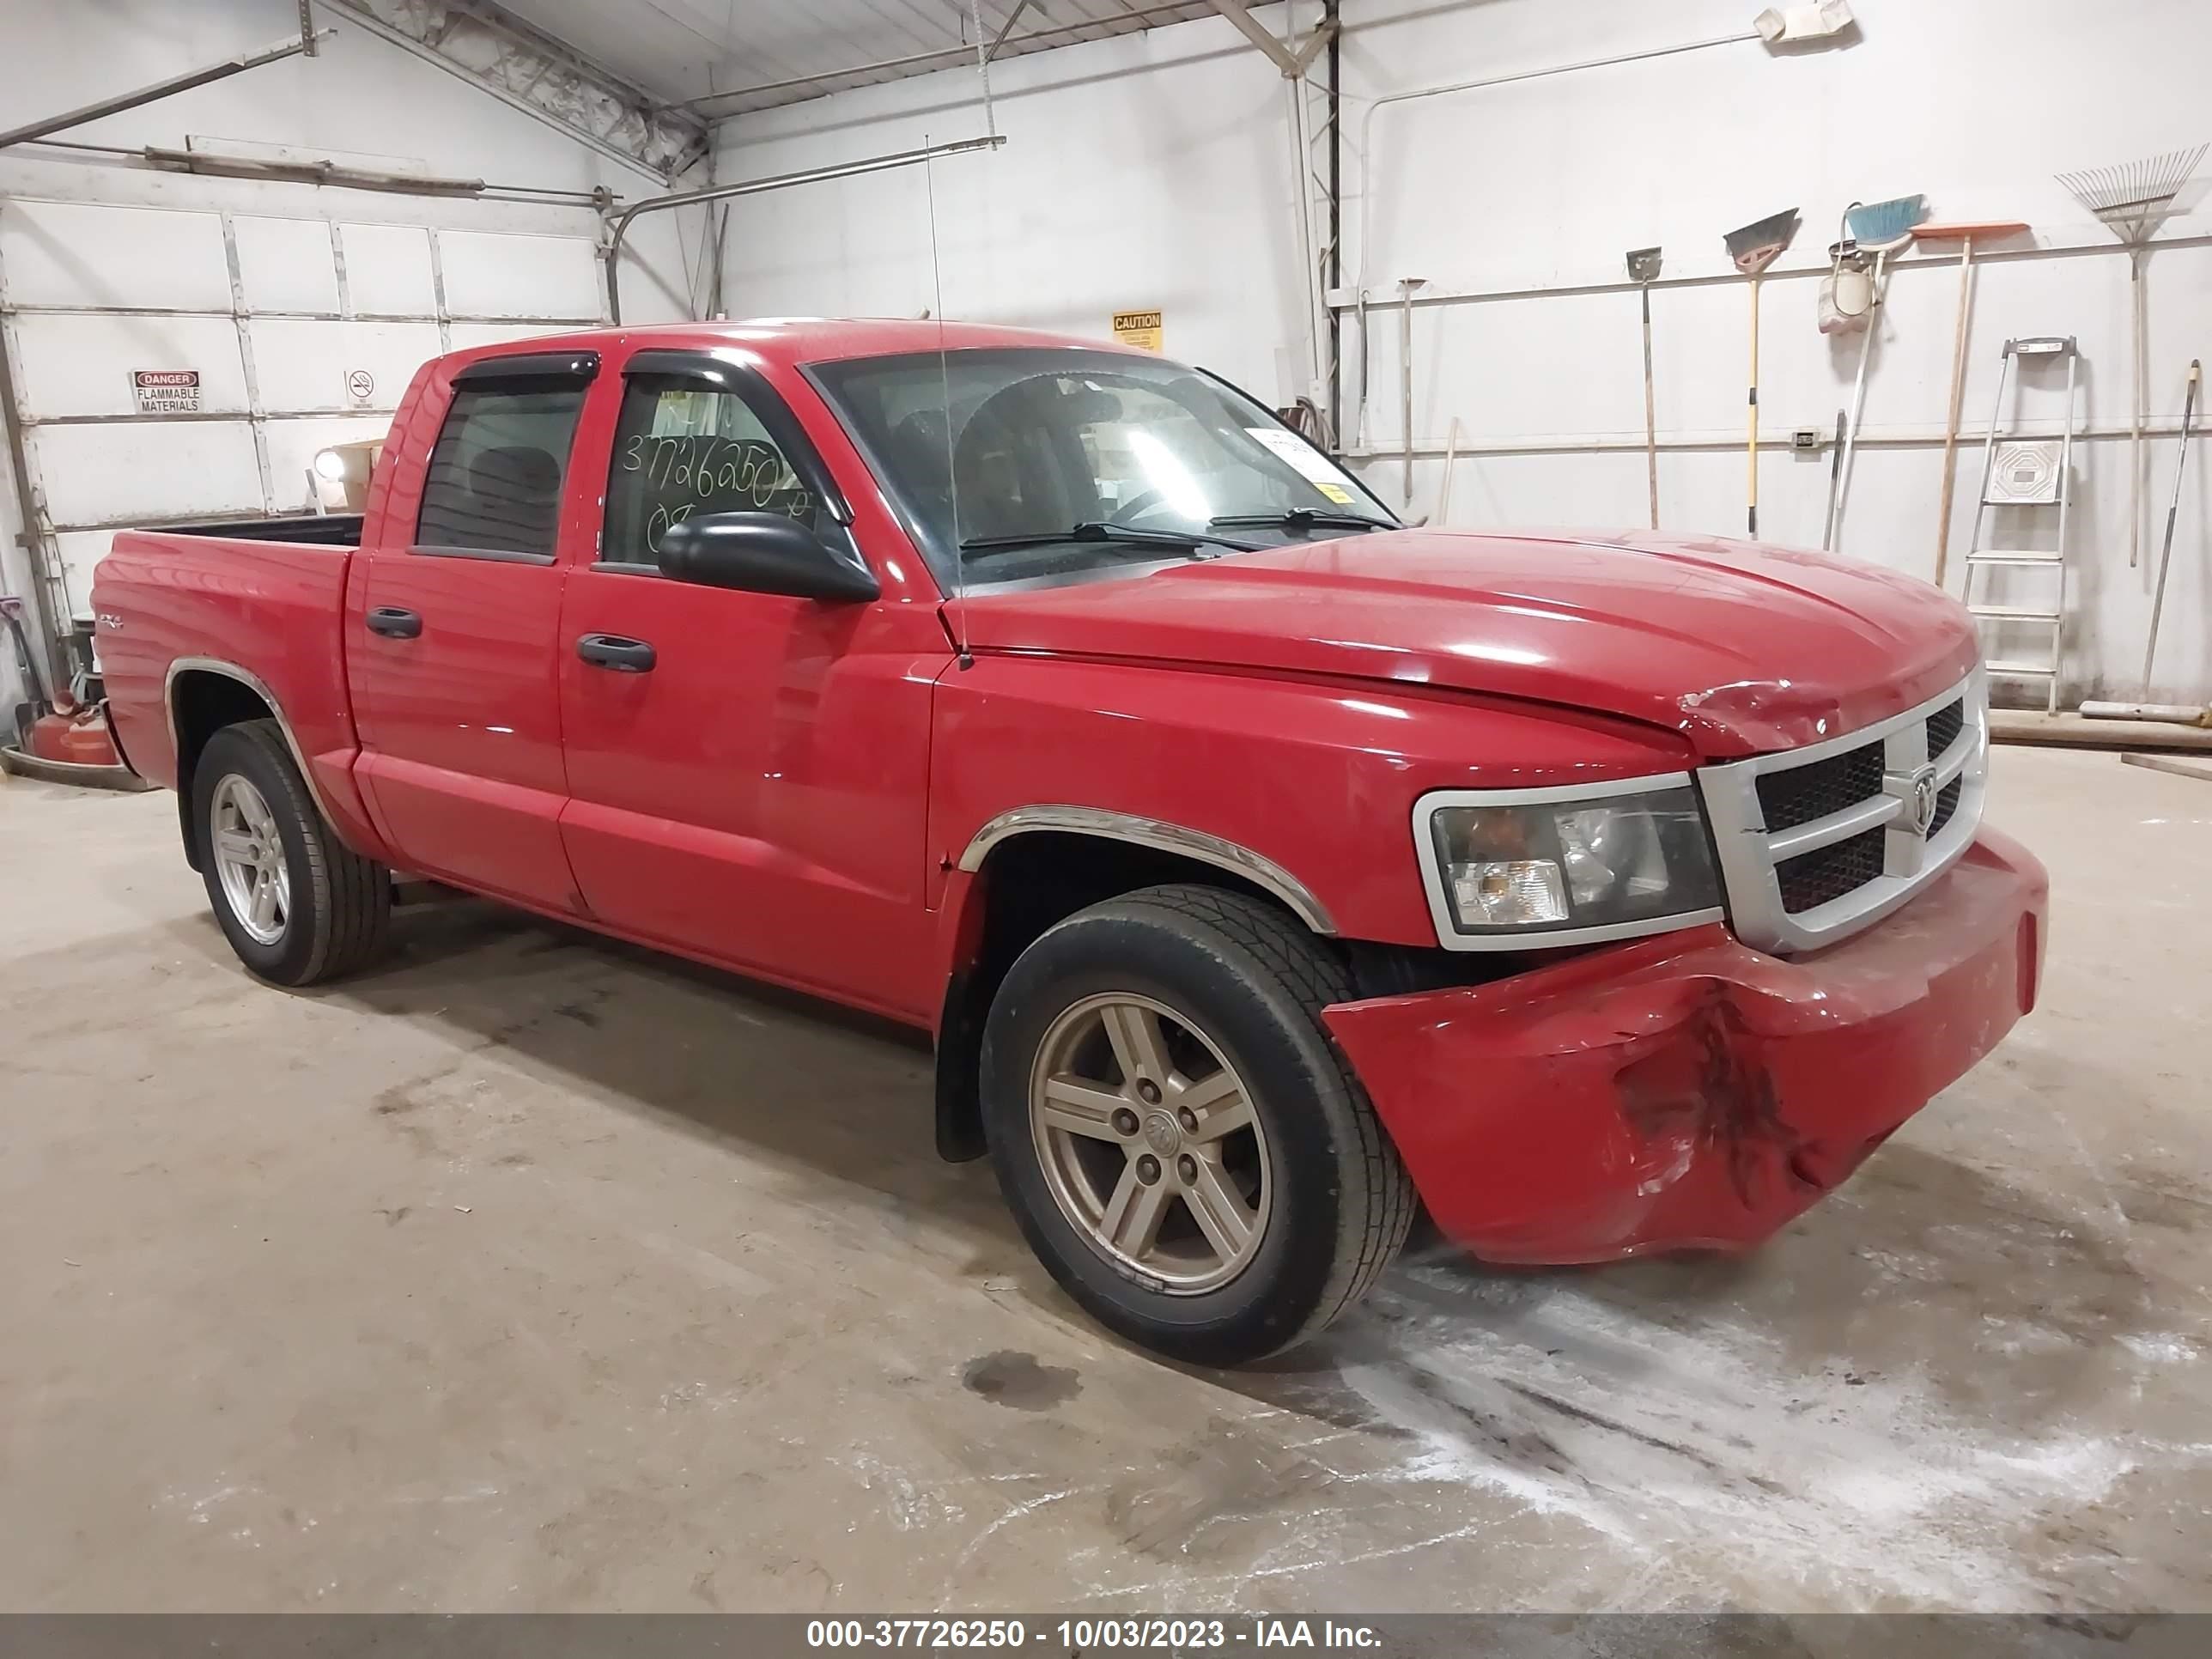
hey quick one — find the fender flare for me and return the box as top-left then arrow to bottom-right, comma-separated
954,804 -> 1336,935
164,657 -> 348,854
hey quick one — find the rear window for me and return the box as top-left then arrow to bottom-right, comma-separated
415,380 -> 586,556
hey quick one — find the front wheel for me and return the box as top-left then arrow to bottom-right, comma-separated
192,720 -> 391,986
981,884 -> 1413,1366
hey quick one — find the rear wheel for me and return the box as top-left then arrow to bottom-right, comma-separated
981,884 -> 1413,1366
192,720 -> 391,985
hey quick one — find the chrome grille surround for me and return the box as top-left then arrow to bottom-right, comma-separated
1696,670 -> 1990,955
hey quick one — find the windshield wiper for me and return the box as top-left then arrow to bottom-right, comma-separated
1209,507 -> 1395,532
960,521 -> 1259,558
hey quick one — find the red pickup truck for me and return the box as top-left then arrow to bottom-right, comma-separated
93,319 -> 2047,1364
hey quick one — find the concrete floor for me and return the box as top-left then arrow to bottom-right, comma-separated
3,745 -> 2209,1614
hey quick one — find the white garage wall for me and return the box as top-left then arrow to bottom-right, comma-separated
708,8 -> 1314,402
714,0 -> 2212,709
0,0 -> 708,710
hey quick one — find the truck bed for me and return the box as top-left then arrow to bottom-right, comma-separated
92,529 -> 362,809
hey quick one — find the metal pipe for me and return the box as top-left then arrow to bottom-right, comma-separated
1337,415 -> 2202,462
0,317 -> 66,696
2142,359 -> 2200,699
2051,347 -> 2077,715
0,31 -> 327,149
1286,69 -> 1323,410
1325,0 -> 1341,449
2081,702 -> 2209,726
1398,276 -> 1424,506
1338,228 -> 2212,315
988,0 -> 1036,61
9,137 -> 614,203
605,136 -> 1006,323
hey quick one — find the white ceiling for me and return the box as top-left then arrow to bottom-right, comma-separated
496,0 -> 1224,117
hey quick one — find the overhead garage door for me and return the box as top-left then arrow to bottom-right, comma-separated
0,197 -> 608,627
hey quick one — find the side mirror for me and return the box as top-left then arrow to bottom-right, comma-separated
657,512 -> 880,603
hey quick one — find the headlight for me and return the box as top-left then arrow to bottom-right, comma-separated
1415,779 -> 1723,948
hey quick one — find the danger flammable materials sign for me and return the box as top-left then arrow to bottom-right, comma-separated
131,369 -> 202,414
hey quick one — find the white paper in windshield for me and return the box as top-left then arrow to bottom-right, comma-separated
1246,427 -> 1358,504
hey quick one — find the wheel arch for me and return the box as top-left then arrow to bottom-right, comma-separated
932,814 -> 1335,1164
165,659 -> 332,872
955,806 -> 1334,934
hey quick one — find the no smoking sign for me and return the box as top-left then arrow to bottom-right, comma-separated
345,368 -> 375,404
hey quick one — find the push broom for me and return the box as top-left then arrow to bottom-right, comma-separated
1912,217 -> 2031,588
1723,209 -> 1800,538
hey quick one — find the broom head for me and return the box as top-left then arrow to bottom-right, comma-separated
1625,246 -> 1662,283
1725,208 -> 1800,275
1844,193 -> 1928,252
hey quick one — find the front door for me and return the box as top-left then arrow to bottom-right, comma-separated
555,350 -> 945,1021
350,352 -> 594,909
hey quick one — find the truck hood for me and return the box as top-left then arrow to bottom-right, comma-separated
955,528 -> 1981,757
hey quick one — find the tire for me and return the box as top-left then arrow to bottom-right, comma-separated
191,720 -> 391,986
980,884 -> 1414,1366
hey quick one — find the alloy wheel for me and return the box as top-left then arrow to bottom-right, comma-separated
210,773 -> 291,946
1027,992 -> 1272,1292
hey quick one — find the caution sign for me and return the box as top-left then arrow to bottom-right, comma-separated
1111,309 -> 1163,352
131,369 -> 201,414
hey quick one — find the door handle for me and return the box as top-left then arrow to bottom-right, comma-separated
576,633 -> 656,672
366,606 -> 422,639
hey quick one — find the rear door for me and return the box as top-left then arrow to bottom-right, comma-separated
554,349 -> 945,1019
349,350 -> 595,908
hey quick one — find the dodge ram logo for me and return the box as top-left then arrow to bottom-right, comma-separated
1908,765 -> 1940,836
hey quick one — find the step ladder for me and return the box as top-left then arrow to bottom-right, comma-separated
1962,336 -> 2078,714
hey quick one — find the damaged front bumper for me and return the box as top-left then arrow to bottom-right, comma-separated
1322,827 -> 2049,1263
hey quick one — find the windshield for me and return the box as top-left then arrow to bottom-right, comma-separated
807,348 -> 1395,591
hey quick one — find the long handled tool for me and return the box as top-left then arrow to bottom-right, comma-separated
1824,195 -> 1926,554
2082,360 -> 2204,726
2057,144 -> 2207,568
2142,359 -> 2202,696
1911,220 -> 2030,588
1398,275 -> 1425,509
1626,246 -> 1662,529
1723,209 -> 1800,538
1821,410 -> 1847,544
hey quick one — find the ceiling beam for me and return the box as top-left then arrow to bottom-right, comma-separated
681,2 -> 1206,114
0,32 -> 329,150
319,0 -> 707,181
987,0 -> 1036,62
1203,0 -> 1302,76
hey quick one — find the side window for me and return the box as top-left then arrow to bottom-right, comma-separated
415,379 -> 586,557
604,374 -> 824,564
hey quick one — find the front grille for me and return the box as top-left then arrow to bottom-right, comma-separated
1755,739 -> 1883,833
1776,826 -> 1887,914
1697,672 -> 1989,953
1926,699 -> 1965,760
1929,775 -> 1962,837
